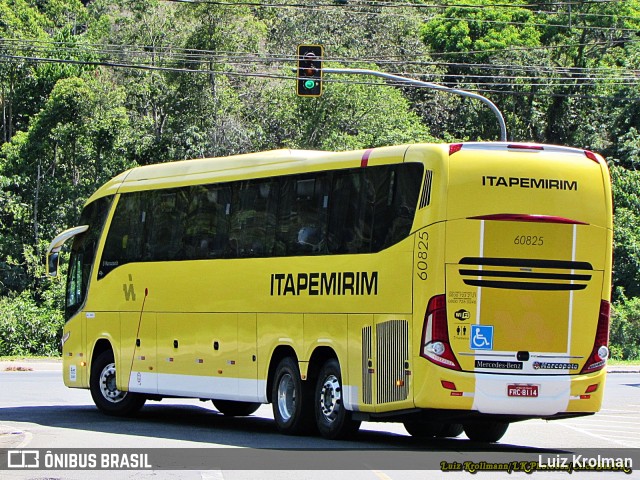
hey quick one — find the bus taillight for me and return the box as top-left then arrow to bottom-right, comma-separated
580,300 -> 611,374
420,294 -> 461,370
449,143 -> 463,155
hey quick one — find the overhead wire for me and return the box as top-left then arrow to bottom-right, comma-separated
1,51 -> 638,101
1,0 -> 638,100
2,37 -> 639,79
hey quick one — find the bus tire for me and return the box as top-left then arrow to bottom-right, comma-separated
315,358 -> 360,440
213,400 -> 261,417
463,421 -> 509,443
90,350 -> 146,416
404,421 -> 463,438
271,357 -> 315,435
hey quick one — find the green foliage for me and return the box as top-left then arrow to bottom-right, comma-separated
0,72 -> 134,297
610,294 -> 640,360
610,165 -> 640,300
421,1 -> 540,62
0,242 -> 66,356
0,290 -> 64,356
249,66 -> 434,151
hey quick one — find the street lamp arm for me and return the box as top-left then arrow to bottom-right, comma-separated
323,67 -> 507,142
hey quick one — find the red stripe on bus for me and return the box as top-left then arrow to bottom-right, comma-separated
469,213 -> 588,225
361,149 -> 373,167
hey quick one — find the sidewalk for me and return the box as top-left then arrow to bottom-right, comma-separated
606,364 -> 640,373
0,358 -> 62,372
1,358 -> 639,373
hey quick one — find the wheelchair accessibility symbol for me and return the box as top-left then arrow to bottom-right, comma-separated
470,325 -> 494,350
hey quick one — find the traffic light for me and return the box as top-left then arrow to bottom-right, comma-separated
297,44 -> 323,97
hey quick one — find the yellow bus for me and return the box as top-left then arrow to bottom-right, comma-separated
47,142 -> 613,442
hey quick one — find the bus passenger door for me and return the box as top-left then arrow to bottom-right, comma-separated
121,312 -> 157,394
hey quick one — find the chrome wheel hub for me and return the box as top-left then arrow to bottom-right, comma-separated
99,362 -> 126,403
277,373 -> 296,421
319,374 -> 341,423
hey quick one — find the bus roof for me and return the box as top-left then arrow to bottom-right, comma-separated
85,142 -> 607,205
85,144 -> 420,203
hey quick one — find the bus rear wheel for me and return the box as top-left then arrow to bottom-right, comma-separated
463,421 -> 509,443
314,358 -> 360,440
90,350 -> 145,416
271,357 -> 315,435
213,400 -> 261,417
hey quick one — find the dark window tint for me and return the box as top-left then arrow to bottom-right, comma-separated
99,192 -> 146,278
66,196 -> 113,320
230,179 -> 278,257
98,163 -> 423,277
184,184 -> 232,259
276,174 -> 330,256
328,164 -> 422,254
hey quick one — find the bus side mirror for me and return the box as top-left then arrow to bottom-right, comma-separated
47,251 -> 60,277
46,225 -> 89,278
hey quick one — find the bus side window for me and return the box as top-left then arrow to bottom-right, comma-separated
183,185 -> 223,259
99,193 -> 145,277
366,167 -> 394,252
230,180 -> 271,258
328,171 -> 368,254
383,163 -> 423,248
274,173 -> 329,256
275,177 -> 296,255
294,175 -> 329,254
146,190 -> 186,261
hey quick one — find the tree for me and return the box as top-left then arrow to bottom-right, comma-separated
0,73 -> 133,294
0,0 -> 49,142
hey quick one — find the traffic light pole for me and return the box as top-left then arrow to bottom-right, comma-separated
322,67 -> 507,142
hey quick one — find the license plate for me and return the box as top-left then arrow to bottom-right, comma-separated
507,384 -> 539,397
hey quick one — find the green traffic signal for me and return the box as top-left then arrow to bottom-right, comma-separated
297,44 -> 323,97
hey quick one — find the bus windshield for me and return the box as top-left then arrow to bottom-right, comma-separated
65,196 -> 113,320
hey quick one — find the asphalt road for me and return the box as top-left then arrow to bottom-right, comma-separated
0,363 -> 638,480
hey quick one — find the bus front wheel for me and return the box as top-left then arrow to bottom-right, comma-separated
90,350 -> 146,416
271,357 -> 314,435
315,358 -> 360,439
463,421 -> 509,443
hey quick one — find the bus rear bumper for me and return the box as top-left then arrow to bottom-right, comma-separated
472,372 -> 570,416
472,370 -> 606,416
413,367 -> 606,417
